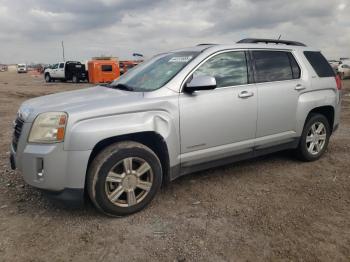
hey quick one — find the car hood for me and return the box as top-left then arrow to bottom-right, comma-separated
20,86 -> 144,122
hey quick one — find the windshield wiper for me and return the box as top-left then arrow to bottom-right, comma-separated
108,83 -> 134,91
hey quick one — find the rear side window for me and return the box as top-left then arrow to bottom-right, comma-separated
59,63 -> 64,68
304,51 -> 335,77
101,65 -> 113,72
252,51 -> 300,83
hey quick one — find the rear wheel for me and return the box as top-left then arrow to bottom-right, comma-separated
87,141 -> 162,217
296,114 -> 330,161
72,75 -> 79,83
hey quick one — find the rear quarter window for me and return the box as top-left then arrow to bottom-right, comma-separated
304,51 -> 335,77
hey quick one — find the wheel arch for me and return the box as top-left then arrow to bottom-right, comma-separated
305,105 -> 335,133
86,131 -> 171,186
297,89 -> 338,135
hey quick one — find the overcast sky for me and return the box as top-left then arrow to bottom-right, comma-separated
0,0 -> 349,64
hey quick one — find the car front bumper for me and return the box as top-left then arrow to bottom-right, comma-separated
10,137 -> 91,204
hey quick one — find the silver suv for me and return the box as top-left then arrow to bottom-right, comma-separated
10,38 -> 342,216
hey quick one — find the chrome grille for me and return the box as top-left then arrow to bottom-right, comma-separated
12,117 -> 24,152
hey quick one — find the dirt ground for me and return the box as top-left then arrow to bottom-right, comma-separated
0,71 -> 349,262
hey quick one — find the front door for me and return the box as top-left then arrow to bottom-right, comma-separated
179,51 -> 257,166
50,63 -> 59,78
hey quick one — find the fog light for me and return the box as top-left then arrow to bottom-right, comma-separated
36,158 -> 44,179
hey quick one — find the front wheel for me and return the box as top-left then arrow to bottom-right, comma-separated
45,74 -> 51,83
87,141 -> 162,216
296,114 -> 330,161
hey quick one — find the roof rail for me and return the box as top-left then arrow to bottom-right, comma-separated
237,38 -> 306,47
196,43 -> 217,46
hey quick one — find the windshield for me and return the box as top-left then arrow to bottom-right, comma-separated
110,51 -> 199,91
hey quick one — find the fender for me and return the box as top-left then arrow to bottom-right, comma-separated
64,110 -> 181,167
296,89 -> 337,135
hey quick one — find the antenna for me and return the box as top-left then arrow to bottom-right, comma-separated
61,41 -> 65,62
277,35 -> 281,40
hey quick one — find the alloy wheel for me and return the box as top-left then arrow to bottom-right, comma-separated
105,157 -> 154,207
306,122 -> 327,155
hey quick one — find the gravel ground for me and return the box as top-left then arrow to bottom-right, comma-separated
0,71 -> 349,261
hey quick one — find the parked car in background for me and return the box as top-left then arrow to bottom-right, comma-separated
11,38 -> 342,216
340,58 -> 349,63
0,65 -> 7,72
17,64 -> 27,73
44,61 -> 87,83
328,60 -> 341,73
338,63 -> 350,79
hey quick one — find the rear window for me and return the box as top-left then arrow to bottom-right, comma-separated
304,51 -> 335,77
101,65 -> 113,72
252,51 -> 300,83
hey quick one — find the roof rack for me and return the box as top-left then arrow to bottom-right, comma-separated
196,43 -> 217,46
237,38 -> 306,47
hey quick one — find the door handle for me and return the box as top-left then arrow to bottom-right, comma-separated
295,84 -> 306,90
238,90 -> 254,98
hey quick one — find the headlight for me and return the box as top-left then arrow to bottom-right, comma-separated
28,112 -> 68,143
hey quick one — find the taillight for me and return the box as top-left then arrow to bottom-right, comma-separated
335,75 -> 342,90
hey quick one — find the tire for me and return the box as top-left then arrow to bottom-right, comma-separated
296,113 -> 331,161
72,75 -> 79,83
87,141 -> 163,217
45,74 -> 51,83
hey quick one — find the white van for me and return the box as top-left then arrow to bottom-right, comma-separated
17,64 -> 27,73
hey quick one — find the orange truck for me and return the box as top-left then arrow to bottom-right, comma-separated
88,60 -> 120,84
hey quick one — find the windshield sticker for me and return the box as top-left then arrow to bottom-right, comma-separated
168,56 -> 193,63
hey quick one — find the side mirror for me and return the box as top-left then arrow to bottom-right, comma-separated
184,75 -> 217,93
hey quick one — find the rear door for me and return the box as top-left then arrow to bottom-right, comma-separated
56,63 -> 65,78
179,51 -> 257,166
251,50 -> 304,148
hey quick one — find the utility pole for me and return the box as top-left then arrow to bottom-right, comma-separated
61,41 -> 65,62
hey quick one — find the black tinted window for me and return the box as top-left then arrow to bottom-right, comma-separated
59,63 -> 64,68
253,51 -> 296,82
193,51 -> 248,88
304,51 -> 335,77
288,53 -> 301,79
101,65 -> 113,72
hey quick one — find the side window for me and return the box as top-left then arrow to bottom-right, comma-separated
59,63 -> 64,69
52,64 -> 58,69
288,53 -> 301,79
304,51 -> 335,77
193,51 -> 248,88
101,65 -> 113,72
253,51 -> 296,83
